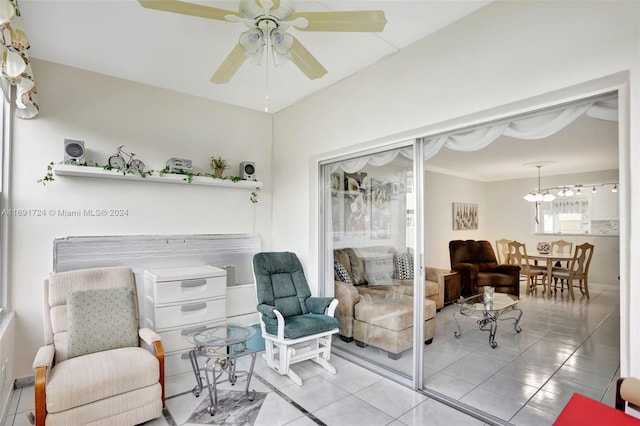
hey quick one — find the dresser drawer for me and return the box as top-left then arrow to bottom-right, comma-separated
152,298 -> 226,331
159,320 -> 226,354
165,351 -> 195,377
146,275 -> 226,305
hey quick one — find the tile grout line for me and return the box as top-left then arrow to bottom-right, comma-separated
250,370 -> 327,426
508,288 -> 616,422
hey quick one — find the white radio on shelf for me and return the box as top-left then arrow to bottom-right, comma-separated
143,265 -> 227,378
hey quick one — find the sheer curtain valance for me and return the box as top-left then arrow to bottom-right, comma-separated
0,0 -> 38,119
328,146 -> 413,174
552,199 -> 589,215
329,96 -> 616,172
422,96 -> 617,161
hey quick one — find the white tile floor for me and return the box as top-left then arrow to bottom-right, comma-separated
3,282 -> 620,426
3,354 -> 486,426
334,281 -> 620,426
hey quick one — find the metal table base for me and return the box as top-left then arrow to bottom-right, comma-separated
454,305 -> 523,348
186,324 -> 258,416
189,348 -> 257,415
453,293 -> 523,349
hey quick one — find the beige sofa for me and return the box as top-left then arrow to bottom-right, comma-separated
333,247 -> 447,358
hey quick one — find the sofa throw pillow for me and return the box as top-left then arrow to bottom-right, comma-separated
333,250 -> 351,281
334,261 -> 353,284
67,287 -> 139,359
394,252 -> 414,280
344,248 -> 367,285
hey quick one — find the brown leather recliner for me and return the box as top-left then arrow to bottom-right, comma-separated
449,240 -> 521,298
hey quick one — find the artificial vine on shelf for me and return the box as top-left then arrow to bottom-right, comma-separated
250,186 -> 261,203
37,161 -> 56,185
38,161 -> 259,202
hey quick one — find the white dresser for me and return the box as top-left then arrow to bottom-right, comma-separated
143,265 -> 227,378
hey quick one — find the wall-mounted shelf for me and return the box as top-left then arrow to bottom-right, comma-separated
53,164 -> 263,189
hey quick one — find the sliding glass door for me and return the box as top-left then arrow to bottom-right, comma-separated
320,143 -> 421,379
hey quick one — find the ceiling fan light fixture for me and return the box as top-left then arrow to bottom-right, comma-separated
271,30 -> 293,54
240,29 -> 265,55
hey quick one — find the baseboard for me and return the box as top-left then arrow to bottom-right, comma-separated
0,386 -> 14,426
15,376 -> 34,388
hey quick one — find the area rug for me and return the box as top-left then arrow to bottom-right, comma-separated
185,389 -> 268,425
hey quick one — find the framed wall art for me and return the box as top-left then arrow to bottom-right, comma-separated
344,172 -> 369,238
452,202 -> 478,231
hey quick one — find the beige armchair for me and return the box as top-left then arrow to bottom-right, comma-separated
616,377 -> 640,412
32,267 -> 164,426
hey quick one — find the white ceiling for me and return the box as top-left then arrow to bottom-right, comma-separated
19,0 -> 492,113
18,0 -> 619,181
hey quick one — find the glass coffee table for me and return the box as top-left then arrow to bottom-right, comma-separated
453,292 -> 523,348
187,324 -> 258,416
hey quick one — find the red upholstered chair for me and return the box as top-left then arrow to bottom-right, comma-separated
556,392 -> 640,425
449,240 -> 521,298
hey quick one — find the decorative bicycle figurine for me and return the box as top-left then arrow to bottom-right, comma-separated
108,145 -> 145,172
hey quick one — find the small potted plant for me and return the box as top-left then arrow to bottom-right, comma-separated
211,156 -> 229,178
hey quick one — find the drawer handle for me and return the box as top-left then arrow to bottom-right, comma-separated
181,325 -> 207,336
181,353 -> 191,360
181,302 -> 207,312
181,278 -> 207,288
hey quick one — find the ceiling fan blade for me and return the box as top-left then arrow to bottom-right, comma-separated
211,43 -> 248,84
290,10 -> 387,32
289,36 -> 327,80
138,0 -> 241,21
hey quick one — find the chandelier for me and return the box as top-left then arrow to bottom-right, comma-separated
523,165 -> 555,203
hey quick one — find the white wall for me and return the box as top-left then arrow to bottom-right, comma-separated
272,0 -> 639,375
422,169 -> 620,285
424,170 -> 487,269
9,60 -> 273,378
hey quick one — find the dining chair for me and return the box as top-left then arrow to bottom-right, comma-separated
508,241 -> 547,294
495,239 -> 512,264
551,242 -> 595,300
550,239 -> 573,292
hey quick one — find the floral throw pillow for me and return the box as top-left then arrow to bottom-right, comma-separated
394,252 -> 414,280
67,287 -> 139,358
334,261 -> 353,284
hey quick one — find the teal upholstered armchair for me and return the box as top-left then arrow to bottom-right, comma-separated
253,252 -> 339,385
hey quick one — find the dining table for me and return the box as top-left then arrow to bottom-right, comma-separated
527,252 -> 575,297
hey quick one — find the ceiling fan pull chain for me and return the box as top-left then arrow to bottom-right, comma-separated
264,28 -> 270,112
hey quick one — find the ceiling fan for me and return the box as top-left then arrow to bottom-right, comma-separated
138,0 -> 387,83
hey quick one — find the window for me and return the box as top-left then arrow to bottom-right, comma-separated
539,197 -> 591,234
0,91 -> 7,309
